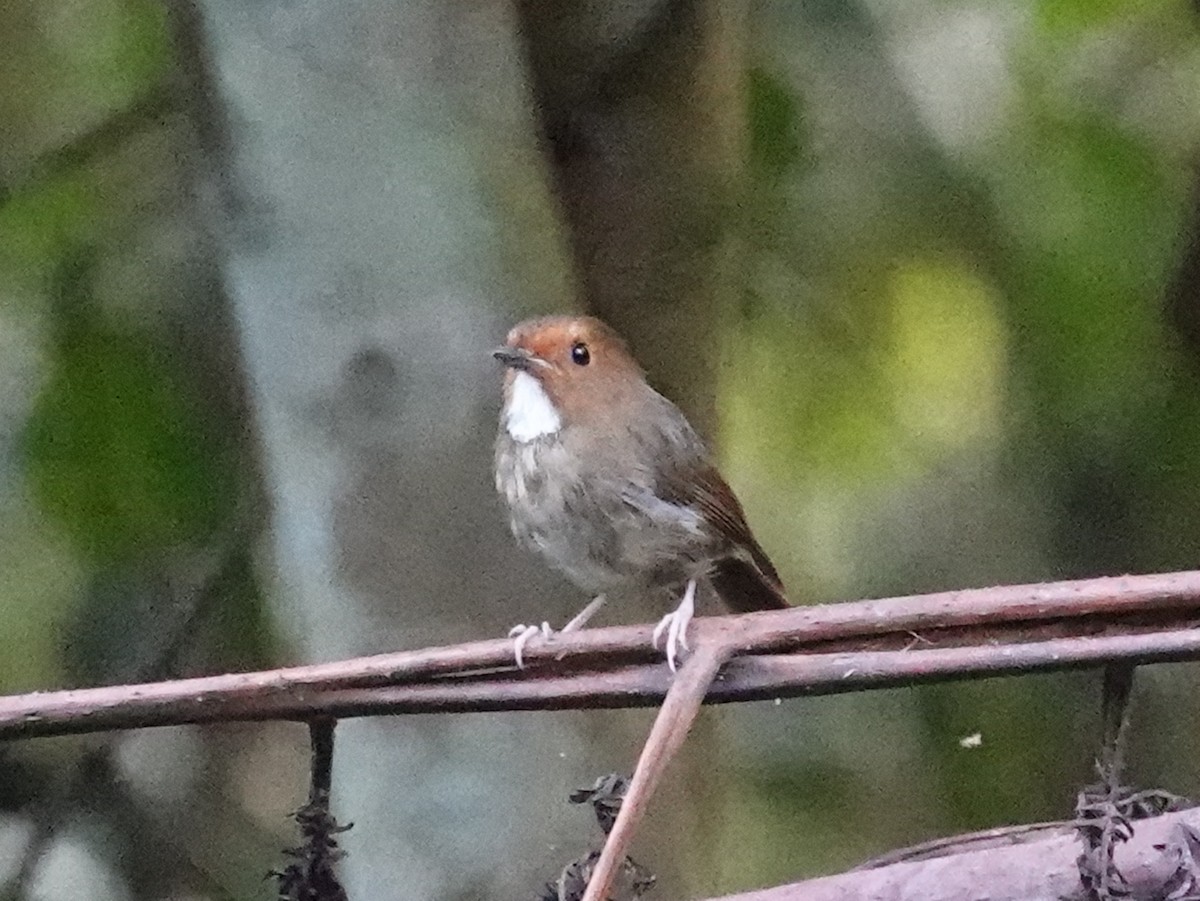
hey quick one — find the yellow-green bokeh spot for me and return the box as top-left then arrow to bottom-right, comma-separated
723,306 -> 898,485
884,258 -> 1006,458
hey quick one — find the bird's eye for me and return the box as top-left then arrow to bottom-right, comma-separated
570,342 -> 590,366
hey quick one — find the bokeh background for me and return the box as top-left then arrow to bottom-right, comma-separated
2,0 -> 1200,899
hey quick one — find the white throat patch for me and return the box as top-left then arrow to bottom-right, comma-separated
504,371 -> 562,442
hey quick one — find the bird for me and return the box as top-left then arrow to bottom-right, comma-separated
492,315 -> 788,670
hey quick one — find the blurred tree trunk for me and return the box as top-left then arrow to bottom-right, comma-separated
519,0 -> 748,435
519,1 -> 751,894
171,1 -> 601,898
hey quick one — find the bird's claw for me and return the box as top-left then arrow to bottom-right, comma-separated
509,621 -> 552,669
651,612 -> 691,672
652,578 -> 697,672
508,597 -> 605,669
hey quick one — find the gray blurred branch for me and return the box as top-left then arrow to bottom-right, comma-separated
4,569 -> 1200,739
0,85 -> 176,204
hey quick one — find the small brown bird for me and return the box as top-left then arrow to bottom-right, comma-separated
493,315 -> 788,670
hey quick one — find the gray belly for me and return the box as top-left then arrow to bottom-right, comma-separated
495,435 -> 711,596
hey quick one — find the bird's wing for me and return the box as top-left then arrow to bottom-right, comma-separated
658,459 -> 789,611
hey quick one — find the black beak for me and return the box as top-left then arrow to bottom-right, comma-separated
492,346 -> 536,371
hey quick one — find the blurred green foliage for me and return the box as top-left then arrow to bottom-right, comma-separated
1036,0 -> 1140,32
748,67 -> 807,182
24,267 -> 235,564
717,0 -> 1200,882
0,0 -> 169,183
0,0 -> 256,694
0,175 -> 97,277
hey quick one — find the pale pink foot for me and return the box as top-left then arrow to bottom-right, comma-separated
652,578 -> 697,672
509,595 -> 607,668
508,621 -> 551,669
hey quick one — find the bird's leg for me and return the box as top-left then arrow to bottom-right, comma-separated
652,578 -> 697,672
509,595 -> 607,669
562,594 -> 607,632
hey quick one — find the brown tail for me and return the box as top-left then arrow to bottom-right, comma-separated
711,554 -> 789,613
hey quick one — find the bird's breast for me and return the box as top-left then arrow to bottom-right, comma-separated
495,433 -> 625,592
494,431 -> 718,596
